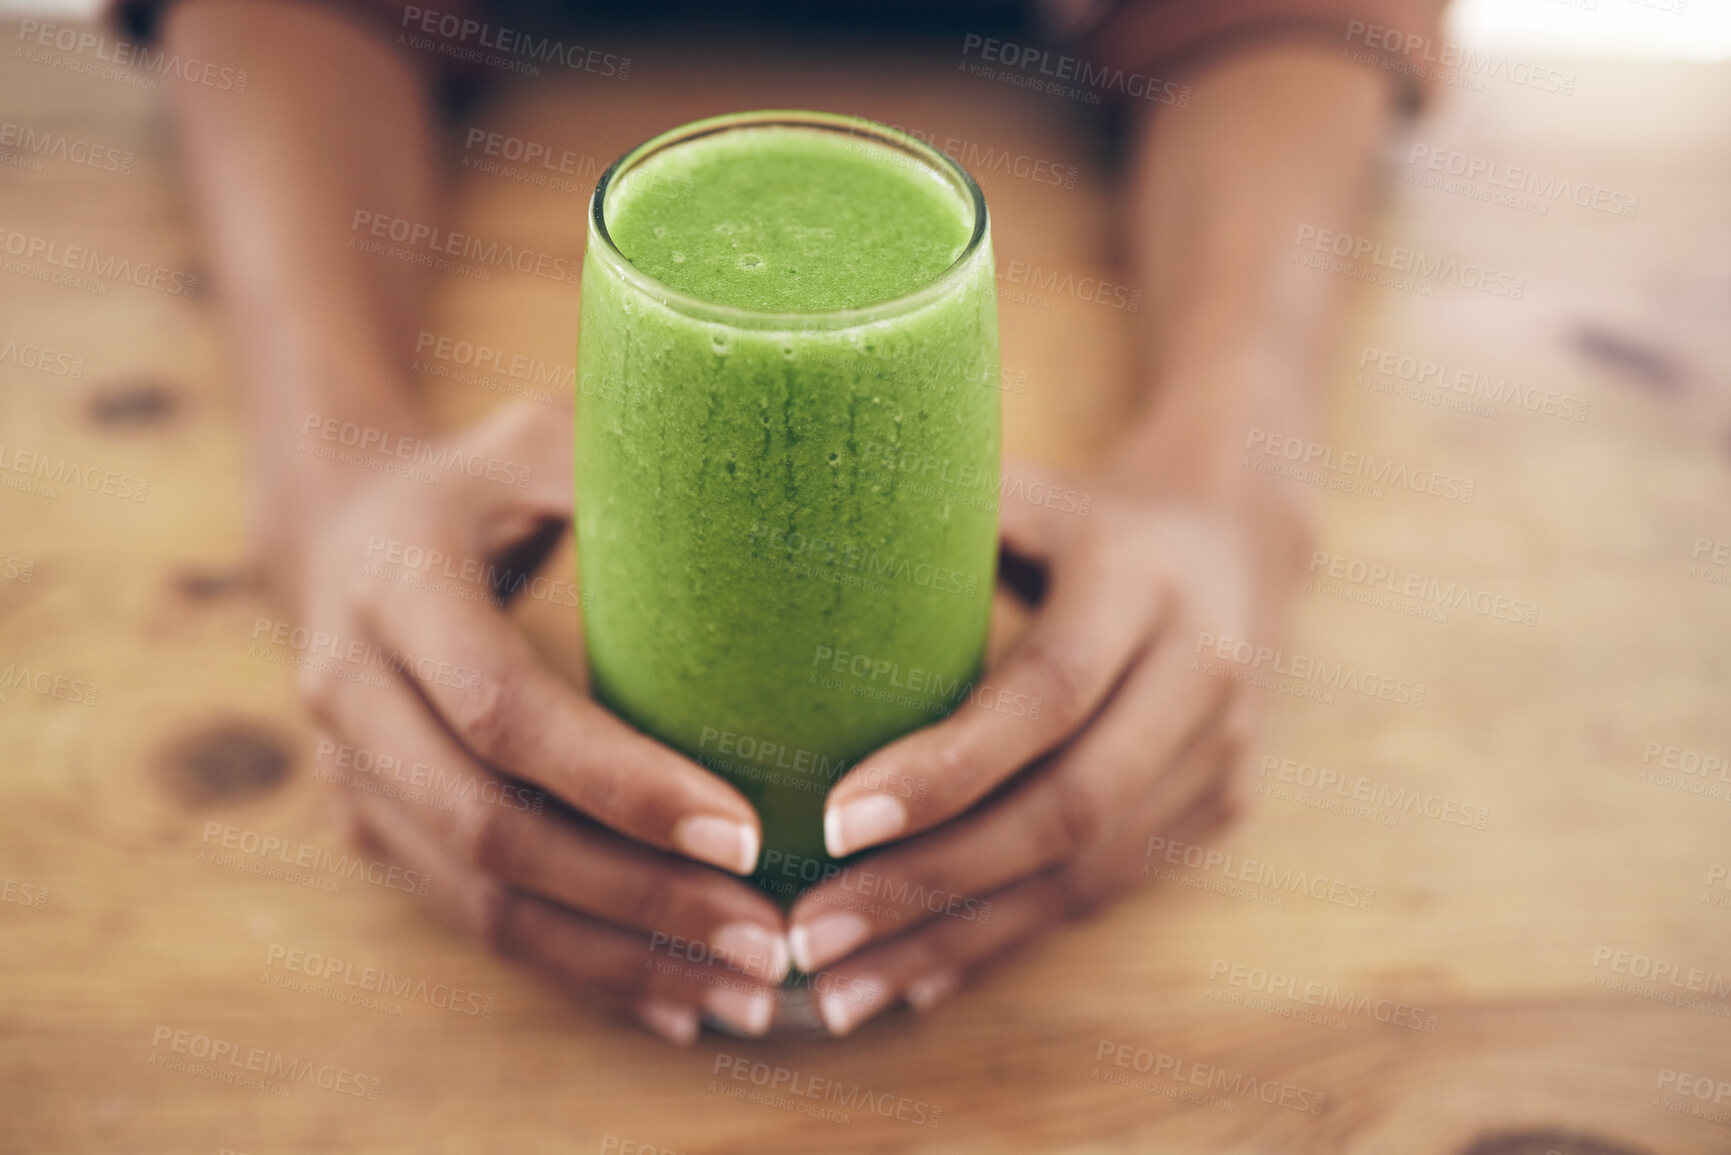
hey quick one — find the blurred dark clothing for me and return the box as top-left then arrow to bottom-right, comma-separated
115,0 -> 1445,107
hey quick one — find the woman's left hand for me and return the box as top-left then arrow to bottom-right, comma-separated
785,457 -> 1311,1034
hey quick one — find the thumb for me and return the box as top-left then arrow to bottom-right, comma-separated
997,456 -> 1085,562
457,399 -> 573,521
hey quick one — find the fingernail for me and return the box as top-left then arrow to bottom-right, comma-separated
905,969 -> 960,1012
788,911 -> 870,973
636,998 -> 698,1046
710,922 -> 790,983
818,976 -> 884,1037
673,816 -> 759,875
824,793 -> 906,857
703,985 -> 775,1037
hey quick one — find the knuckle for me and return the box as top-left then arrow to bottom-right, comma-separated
1197,647 -> 1237,708
1219,757 -> 1257,826
451,671 -> 523,764
1052,771 -> 1105,853
1218,780 -> 1251,827
897,933 -> 949,984
343,564 -> 382,612
295,665 -> 340,725
577,759 -> 632,829
456,796 -> 515,875
1024,642 -> 1094,724
623,873 -> 680,937
1047,867 -> 1103,919
469,880 -> 523,956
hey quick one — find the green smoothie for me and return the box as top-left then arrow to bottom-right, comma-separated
575,112 -> 999,899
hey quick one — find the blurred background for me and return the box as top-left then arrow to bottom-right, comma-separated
1,0 -> 1728,1151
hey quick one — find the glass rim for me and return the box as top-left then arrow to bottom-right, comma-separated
587,109 -> 991,331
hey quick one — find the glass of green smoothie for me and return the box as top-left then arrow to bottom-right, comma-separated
575,111 -> 1000,917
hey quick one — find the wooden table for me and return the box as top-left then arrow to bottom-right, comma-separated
3,22 -> 1730,1154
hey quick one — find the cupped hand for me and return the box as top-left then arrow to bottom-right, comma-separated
784,457 -> 1312,1035
273,401 -> 789,1044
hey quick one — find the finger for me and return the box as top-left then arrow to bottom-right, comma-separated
812,784 -> 1241,1037
454,399 -> 575,519
355,582 -> 764,875
311,675 -> 789,982
342,774 -> 781,1039
788,686 -> 1236,973
822,540 -> 1168,856
806,870 -> 1065,1036
995,458 -> 1083,562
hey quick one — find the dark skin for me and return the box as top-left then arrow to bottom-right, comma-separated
165,0 -> 1395,1041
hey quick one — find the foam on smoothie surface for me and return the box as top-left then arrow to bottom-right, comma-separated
605,126 -> 972,312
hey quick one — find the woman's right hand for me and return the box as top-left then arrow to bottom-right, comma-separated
270,400 -> 789,1044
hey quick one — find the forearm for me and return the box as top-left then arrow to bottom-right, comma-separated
1114,41 -> 1396,507
163,0 -> 439,549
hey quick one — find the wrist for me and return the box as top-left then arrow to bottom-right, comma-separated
243,388 -> 427,595
1105,361 -> 1320,567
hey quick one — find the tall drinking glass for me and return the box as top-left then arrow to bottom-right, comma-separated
576,110 -> 1000,904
